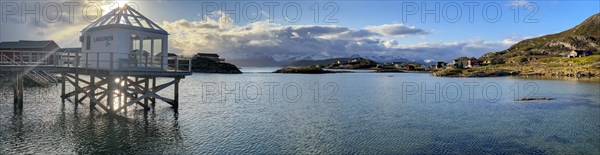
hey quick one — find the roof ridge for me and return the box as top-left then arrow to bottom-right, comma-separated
82,4 -> 166,33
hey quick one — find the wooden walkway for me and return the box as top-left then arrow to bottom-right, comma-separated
1,50 -> 192,115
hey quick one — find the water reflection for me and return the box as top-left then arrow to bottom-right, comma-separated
1,101 -> 181,154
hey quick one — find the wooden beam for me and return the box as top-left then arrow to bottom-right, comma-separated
61,76 -> 109,98
114,79 -> 177,111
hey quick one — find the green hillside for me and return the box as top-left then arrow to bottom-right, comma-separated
480,13 -> 600,64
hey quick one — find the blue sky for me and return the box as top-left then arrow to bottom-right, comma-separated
142,0 -> 598,42
1,0 -> 598,63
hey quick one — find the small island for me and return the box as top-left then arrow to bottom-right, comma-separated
280,57 -> 428,74
188,53 -> 242,74
273,66 -> 336,74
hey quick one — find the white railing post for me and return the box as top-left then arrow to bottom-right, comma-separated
188,58 -> 192,72
75,52 -> 80,68
67,50 -> 70,67
175,56 -> 179,72
54,52 -> 58,67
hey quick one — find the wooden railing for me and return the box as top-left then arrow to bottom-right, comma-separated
0,50 -> 192,73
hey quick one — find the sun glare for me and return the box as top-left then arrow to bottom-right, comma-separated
101,0 -> 130,14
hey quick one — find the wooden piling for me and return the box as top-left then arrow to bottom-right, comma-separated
90,76 -> 96,113
61,73 -> 65,102
107,76 -> 115,113
151,77 -> 156,108
13,72 -> 23,111
174,78 -> 179,108
144,76 -> 150,111
123,76 -> 128,115
74,72 -> 79,107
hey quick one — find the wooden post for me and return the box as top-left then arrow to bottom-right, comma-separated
144,77 -> 150,111
89,75 -> 96,113
123,76 -> 128,115
151,77 -> 156,108
107,76 -> 115,113
61,73 -> 65,102
134,77 -> 139,99
74,72 -> 79,106
13,72 -> 23,111
174,78 -> 179,108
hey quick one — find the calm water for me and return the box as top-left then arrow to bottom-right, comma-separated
1,67 -> 599,154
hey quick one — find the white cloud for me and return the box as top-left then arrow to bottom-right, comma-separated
364,24 -> 428,36
501,35 -> 537,46
159,13 -> 512,63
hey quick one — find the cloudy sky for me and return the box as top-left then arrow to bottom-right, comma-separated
0,0 -> 598,64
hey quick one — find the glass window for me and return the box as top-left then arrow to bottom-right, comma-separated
153,38 -> 163,66
142,37 -> 152,65
130,34 -> 140,66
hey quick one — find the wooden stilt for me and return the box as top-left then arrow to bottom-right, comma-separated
13,72 -> 23,111
123,76 -> 128,115
144,77 -> 150,111
90,76 -> 96,114
174,78 -> 180,109
151,77 -> 156,108
61,73 -> 65,102
107,76 -> 115,113
134,77 -> 139,100
74,71 -> 79,107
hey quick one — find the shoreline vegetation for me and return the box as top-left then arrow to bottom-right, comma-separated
431,55 -> 600,78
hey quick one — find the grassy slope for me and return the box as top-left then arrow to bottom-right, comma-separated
482,55 -> 600,76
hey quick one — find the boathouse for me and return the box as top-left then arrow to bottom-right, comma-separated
80,4 -> 168,70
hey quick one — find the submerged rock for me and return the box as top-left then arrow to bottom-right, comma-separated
515,97 -> 555,101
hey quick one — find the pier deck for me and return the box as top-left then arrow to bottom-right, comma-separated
1,50 -> 192,115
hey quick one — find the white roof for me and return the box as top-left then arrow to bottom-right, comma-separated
82,5 -> 167,34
